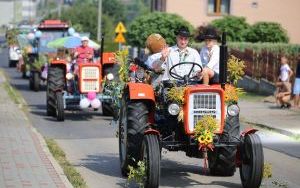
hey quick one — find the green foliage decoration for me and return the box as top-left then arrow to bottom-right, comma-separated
227,55 -> 246,85
127,160 -> 146,188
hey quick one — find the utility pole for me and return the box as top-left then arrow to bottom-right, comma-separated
13,0 -> 16,26
58,0 -> 62,18
97,0 -> 102,41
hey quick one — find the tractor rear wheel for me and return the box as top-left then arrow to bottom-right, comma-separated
56,92 -> 64,121
47,66 -> 64,117
141,134 -> 160,188
208,116 -> 240,176
119,97 -> 149,176
240,133 -> 263,188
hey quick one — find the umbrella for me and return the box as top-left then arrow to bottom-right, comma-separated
47,36 -> 100,49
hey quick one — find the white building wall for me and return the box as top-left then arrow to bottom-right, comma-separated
0,1 -> 14,26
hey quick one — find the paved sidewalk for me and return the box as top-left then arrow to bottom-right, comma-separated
0,71 -> 72,188
240,100 -> 300,138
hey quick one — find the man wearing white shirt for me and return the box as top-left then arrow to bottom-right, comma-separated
199,27 -> 220,85
145,26 -> 202,81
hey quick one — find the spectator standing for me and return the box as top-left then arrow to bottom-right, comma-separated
293,59 -> 300,108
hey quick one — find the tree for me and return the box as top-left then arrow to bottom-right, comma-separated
245,22 -> 289,43
45,1 -> 120,51
127,12 -> 194,48
211,16 -> 250,42
125,0 -> 151,23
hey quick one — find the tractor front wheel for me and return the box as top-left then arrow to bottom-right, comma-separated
239,133 -> 264,188
56,92 -> 64,121
141,134 -> 160,188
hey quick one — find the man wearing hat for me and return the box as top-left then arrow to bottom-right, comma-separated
74,36 -> 94,64
145,26 -> 202,81
199,26 -> 220,85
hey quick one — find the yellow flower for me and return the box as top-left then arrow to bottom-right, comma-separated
204,130 -> 211,135
205,134 -> 213,144
198,135 -> 206,144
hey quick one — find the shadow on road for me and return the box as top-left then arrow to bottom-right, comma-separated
160,159 -> 242,188
27,103 -> 113,122
11,82 -> 47,92
79,153 -> 122,178
79,153 -> 241,188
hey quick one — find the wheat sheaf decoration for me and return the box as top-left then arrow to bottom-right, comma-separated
116,49 -> 129,82
166,87 -> 186,122
224,84 -> 245,105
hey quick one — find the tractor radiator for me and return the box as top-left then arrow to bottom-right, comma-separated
80,67 -> 100,92
188,92 -> 222,132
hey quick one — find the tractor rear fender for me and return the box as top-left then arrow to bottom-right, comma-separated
51,59 -> 67,65
127,83 -> 155,102
50,59 -> 67,72
127,83 -> 156,124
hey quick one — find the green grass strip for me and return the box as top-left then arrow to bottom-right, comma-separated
46,139 -> 87,188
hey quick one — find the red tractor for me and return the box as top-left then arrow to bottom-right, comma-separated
27,20 -> 69,91
46,39 -> 116,121
118,33 -> 263,188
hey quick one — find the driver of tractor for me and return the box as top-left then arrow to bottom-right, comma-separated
74,36 -> 94,64
145,26 -> 202,82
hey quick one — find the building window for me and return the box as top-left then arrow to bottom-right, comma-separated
208,0 -> 230,15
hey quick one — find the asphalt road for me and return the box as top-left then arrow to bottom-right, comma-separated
1,44 -> 300,188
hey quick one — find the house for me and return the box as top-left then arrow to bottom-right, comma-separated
151,0 -> 300,44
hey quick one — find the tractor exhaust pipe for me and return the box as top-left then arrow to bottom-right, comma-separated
219,32 -> 228,89
100,33 -> 104,65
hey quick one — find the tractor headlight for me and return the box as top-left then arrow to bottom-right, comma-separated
136,69 -> 144,80
227,104 -> 240,116
106,73 -> 114,81
66,73 -> 74,80
168,103 -> 180,116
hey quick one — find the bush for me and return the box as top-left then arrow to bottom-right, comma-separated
211,16 -> 250,42
127,12 -> 194,48
245,22 -> 289,43
191,42 -> 300,56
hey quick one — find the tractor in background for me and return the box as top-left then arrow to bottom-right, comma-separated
27,20 -> 69,91
46,34 -> 117,121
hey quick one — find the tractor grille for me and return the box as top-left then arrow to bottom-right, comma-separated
80,67 -> 100,92
188,92 -> 221,132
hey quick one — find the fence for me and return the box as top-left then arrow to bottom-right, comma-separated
192,42 -> 300,84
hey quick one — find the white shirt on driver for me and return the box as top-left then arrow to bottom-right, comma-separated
145,45 -> 202,81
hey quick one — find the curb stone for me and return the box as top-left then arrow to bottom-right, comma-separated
243,119 -> 300,139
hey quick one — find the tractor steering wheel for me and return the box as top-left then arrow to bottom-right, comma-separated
169,62 -> 203,83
